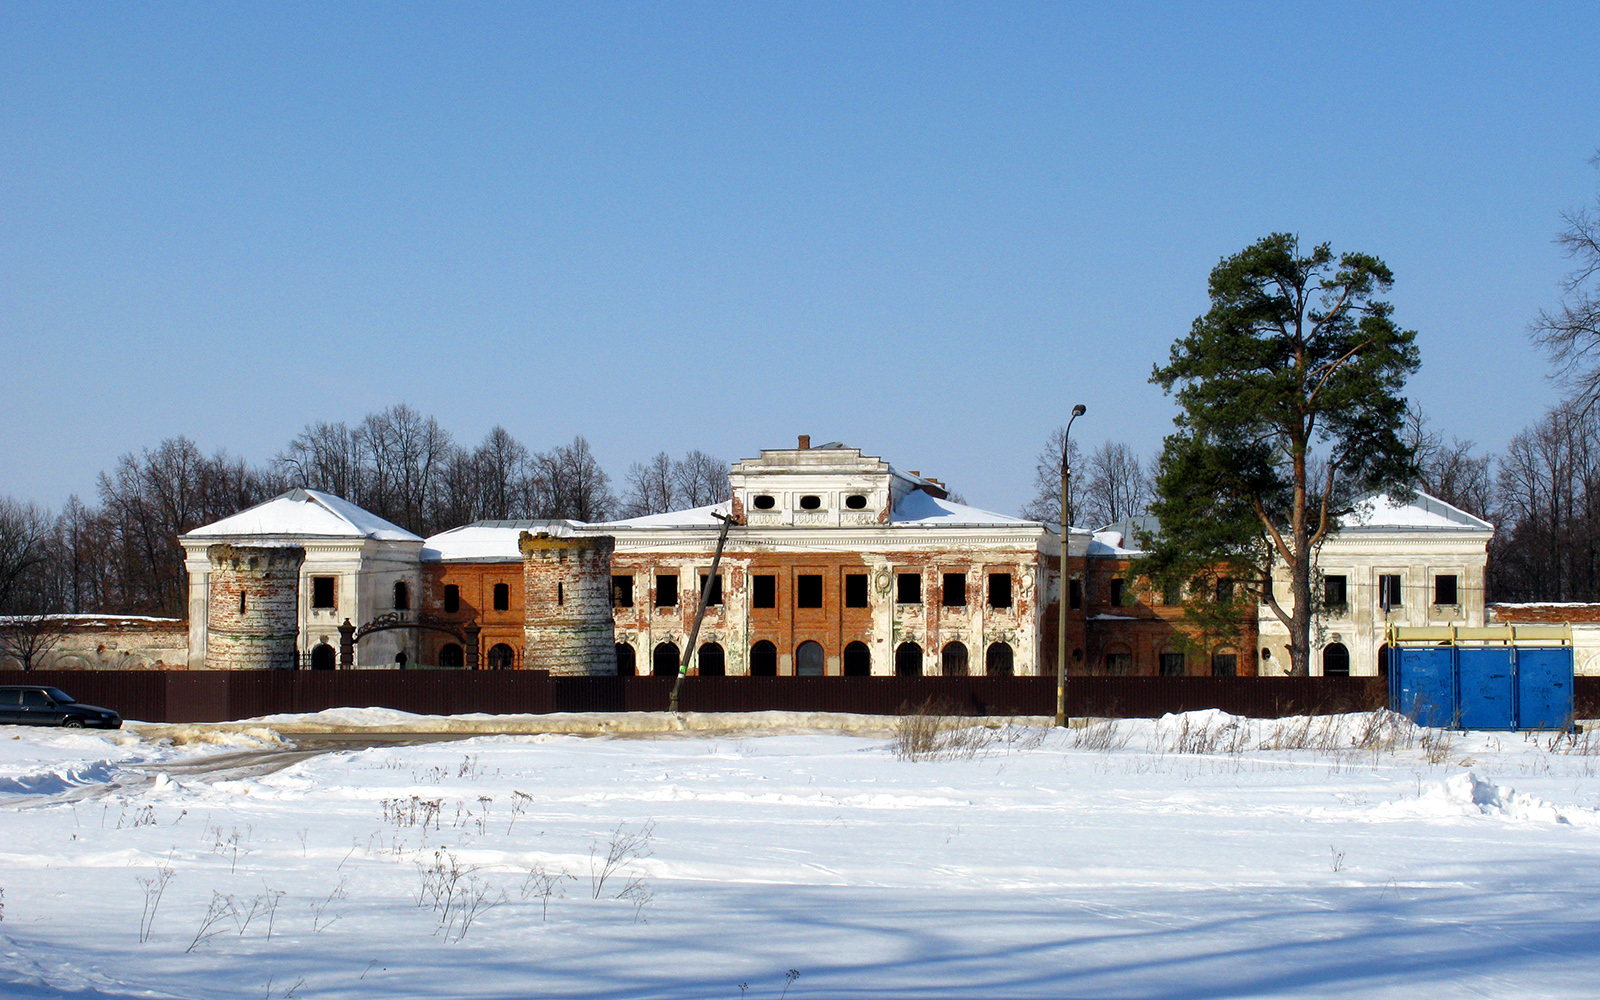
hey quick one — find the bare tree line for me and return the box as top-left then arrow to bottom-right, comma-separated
0,405 -> 728,619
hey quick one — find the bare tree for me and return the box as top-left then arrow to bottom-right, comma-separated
0,615 -> 70,671
1018,428 -> 1085,526
275,421 -> 366,500
1079,440 -> 1152,529
0,498 -> 54,612
1532,152 -> 1600,412
622,453 -> 677,517
473,426 -> 532,520
674,450 -> 729,508
1404,406 -> 1497,520
535,436 -> 616,522
1492,402 -> 1600,602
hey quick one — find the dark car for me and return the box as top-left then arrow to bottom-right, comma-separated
0,686 -> 122,729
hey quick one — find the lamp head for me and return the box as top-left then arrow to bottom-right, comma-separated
1071,404 -> 1087,417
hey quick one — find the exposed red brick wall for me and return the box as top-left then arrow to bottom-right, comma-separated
205,544 -> 304,671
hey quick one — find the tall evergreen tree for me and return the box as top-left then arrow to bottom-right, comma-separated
1147,234 -> 1420,677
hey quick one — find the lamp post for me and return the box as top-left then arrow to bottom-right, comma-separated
1055,403 -> 1086,728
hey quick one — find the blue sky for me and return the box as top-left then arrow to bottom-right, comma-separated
4,2 -> 1597,516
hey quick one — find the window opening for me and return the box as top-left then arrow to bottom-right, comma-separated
749,640 -> 777,676
488,643 -> 515,670
896,573 -> 922,605
612,575 -> 634,607
1163,581 -> 1181,606
796,641 -> 825,676
796,575 -> 823,608
652,641 -> 679,677
988,573 -> 1012,609
1211,651 -> 1237,677
752,494 -> 776,510
239,591 -> 247,614
752,575 -> 776,608
1434,574 -> 1458,605
941,641 -> 969,676
1104,651 -> 1133,675
942,573 -> 967,607
1159,652 -> 1186,677
1215,578 -> 1235,604
985,642 -> 1013,676
557,582 -> 564,606
311,643 -> 335,670
443,585 -> 460,614
843,641 -> 871,676
440,643 -> 464,668
312,576 -> 336,609
615,643 -> 637,675
697,642 -> 726,677
1379,574 -> 1403,610
799,495 -> 822,510
845,494 -> 868,510
656,574 -> 679,608
698,573 -> 724,606
1324,574 -> 1348,607
394,581 -> 410,611
1322,642 -> 1350,677
1068,578 -> 1083,610
493,582 -> 510,611
894,642 -> 923,677
844,574 -> 869,608
1109,578 -> 1125,607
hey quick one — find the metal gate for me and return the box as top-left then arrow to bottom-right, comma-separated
1387,625 -> 1574,731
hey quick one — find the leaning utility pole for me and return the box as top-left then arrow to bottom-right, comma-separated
670,511 -> 736,713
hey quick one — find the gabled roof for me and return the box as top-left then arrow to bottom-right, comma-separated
183,489 -> 422,543
422,520 -> 585,562
1341,491 -> 1494,532
888,491 -> 1041,528
600,502 -> 732,530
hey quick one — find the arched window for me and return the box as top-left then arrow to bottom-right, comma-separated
796,641 -> 825,676
395,651 -> 409,670
311,643 -> 336,671
488,643 -> 516,670
843,641 -> 871,676
749,640 -> 777,677
895,642 -> 922,677
1322,642 -> 1350,677
440,643 -> 463,668
615,642 -> 637,676
942,641 -> 969,676
394,581 -> 410,611
653,641 -> 679,677
697,642 -> 725,677
985,641 -> 1013,677
1377,643 -> 1391,679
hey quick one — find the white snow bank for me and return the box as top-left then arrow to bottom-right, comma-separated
1376,771 -> 1596,825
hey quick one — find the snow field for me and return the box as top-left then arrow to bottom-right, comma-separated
1,712 -> 1598,999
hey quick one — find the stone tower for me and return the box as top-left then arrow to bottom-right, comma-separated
520,531 -> 617,676
205,543 -> 306,670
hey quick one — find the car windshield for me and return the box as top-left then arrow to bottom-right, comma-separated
41,687 -> 75,704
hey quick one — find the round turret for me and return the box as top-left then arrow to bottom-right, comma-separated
206,543 -> 306,670
519,532 -> 617,676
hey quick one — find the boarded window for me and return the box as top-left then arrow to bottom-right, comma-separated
796,640 -> 825,676
1324,574 -> 1348,607
493,582 -> 510,611
896,573 -> 922,605
656,575 -> 679,608
1434,574 -> 1458,605
1069,578 -> 1083,610
749,640 -> 777,676
394,581 -> 410,611
443,585 -> 460,614
612,575 -> 634,608
985,642 -> 1013,676
752,575 -> 776,608
697,573 -> 724,606
796,575 -> 823,608
942,573 -> 967,607
988,573 -> 1012,609
1379,574 -> 1403,609
1159,652 -> 1186,677
844,574 -> 869,608
843,641 -> 871,676
312,576 -> 336,609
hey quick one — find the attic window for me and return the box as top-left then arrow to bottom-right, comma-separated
845,494 -> 867,510
799,495 -> 822,510
752,495 -> 776,510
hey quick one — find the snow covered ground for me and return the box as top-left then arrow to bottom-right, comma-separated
2,711 -> 1598,999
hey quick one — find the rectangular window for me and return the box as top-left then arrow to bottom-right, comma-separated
796,574 -> 823,608
557,582 -> 564,606
1104,652 -> 1133,675
1163,581 -> 1182,606
1068,578 -> 1083,610
942,573 -> 967,607
1159,652 -> 1186,677
612,575 -> 634,608
443,584 -> 460,614
1211,653 -> 1237,677
493,582 -> 510,611
1109,578 -> 1125,607
1324,574 -> 1348,607
1215,578 -> 1235,604
988,573 -> 1012,609
311,576 -> 336,609
655,574 -> 679,608
844,574 -> 869,608
698,573 -> 724,606
752,574 -> 776,609
1379,574 -> 1403,609
1434,574 -> 1458,606
897,573 -> 922,605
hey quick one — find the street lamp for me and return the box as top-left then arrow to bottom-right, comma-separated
1055,403 -> 1086,728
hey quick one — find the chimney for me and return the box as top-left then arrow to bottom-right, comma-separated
798,435 -> 810,450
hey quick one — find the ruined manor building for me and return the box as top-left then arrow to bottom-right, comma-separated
170,438 -> 1496,678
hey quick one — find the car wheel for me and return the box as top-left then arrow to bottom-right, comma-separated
62,718 -> 84,729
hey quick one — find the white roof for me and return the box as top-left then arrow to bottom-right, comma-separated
1087,529 -> 1143,557
184,489 -> 422,543
601,502 -> 732,529
888,491 -> 1040,528
422,521 -> 583,562
1341,492 -> 1493,532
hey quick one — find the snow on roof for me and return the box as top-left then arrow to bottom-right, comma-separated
889,491 -> 1040,528
422,520 -> 584,562
184,489 -> 422,542
1341,492 -> 1493,532
1087,529 -> 1143,557
600,502 -> 732,530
